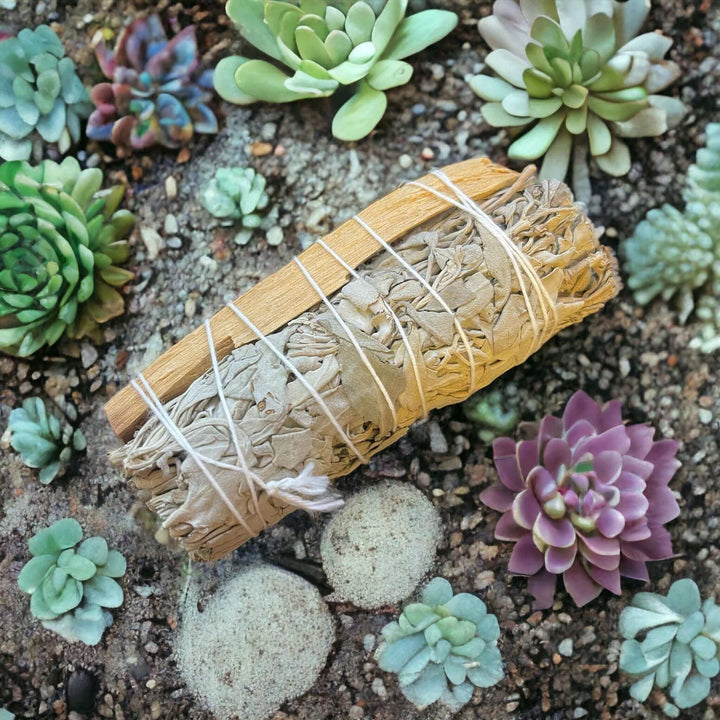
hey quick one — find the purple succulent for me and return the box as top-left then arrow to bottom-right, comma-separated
480,391 -> 680,609
87,15 -> 217,156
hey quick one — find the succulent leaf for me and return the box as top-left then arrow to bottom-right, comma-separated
87,16 -> 217,155
217,0 -> 457,140
378,577 -> 503,710
470,0 -> 685,199
0,26 -> 90,160
620,579 -> 720,716
17,518 -> 127,645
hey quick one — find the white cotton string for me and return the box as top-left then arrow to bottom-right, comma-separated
352,214 -> 478,393
131,374 -> 257,537
226,302 -> 369,463
433,168 -> 558,332
293,255 -> 399,432
204,319 -> 267,526
407,169 -> 559,351
317,239 -> 429,419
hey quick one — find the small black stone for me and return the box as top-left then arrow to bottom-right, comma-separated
67,670 -> 97,714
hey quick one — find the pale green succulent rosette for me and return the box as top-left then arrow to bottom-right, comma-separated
621,123 -> 720,353
0,25 -> 92,161
469,0 -> 685,199
215,0 -> 457,140
17,518 -> 127,646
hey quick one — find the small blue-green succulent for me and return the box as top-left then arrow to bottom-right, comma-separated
8,398 -> 86,484
215,0 -> 458,141
0,26 -> 92,161
378,577 -> 504,710
463,387 -> 519,444
200,167 -> 271,245
0,710 -> 14,720
17,518 -> 127,645
620,579 -> 720,717
622,123 -> 720,352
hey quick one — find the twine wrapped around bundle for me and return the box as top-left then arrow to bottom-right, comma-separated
111,165 -> 620,560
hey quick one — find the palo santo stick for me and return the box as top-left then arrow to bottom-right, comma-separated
111,167 -> 621,560
105,157 -> 521,441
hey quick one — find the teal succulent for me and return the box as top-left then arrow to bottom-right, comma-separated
214,0 -> 457,141
619,579 -> 720,717
0,157 -> 135,357
8,397 -> 86,484
622,123 -> 720,352
469,0 -> 685,200
200,167 -> 270,245
378,577 -> 504,711
0,25 -> 92,161
17,518 -> 127,646
463,387 -> 519,444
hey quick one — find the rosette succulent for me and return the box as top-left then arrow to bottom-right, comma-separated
619,579 -> 720,717
87,15 -> 218,155
8,397 -> 86,484
622,123 -> 720,353
378,577 -> 504,710
200,167 -> 270,245
0,157 -> 135,357
464,387 -> 520,444
0,25 -> 92,161
215,0 -> 457,141
17,518 -> 127,645
469,0 -> 685,199
480,391 -> 681,610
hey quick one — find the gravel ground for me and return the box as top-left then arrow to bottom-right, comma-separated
1,0 -> 720,719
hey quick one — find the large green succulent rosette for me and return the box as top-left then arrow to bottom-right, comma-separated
214,0 -> 457,141
0,158 -> 134,357
469,0 -> 685,199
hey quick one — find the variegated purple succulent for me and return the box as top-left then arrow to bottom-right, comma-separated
87,15 -> 217,155
480,391 -> 680,610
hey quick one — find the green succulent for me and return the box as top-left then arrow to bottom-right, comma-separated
619,579 -> 720,717
469,0 -> 685,200
463,387 -> 519,444
17,518 -> 127,645
378,577 -> 504,711
0,157 -> 135,357
200,167 -> 270,245
0,25 -> 92,161
622,123 -> 720,353
8,397 -> 86,484
214,0 -> 457,141
686,123 -> 720,205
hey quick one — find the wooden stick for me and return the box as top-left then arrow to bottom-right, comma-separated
105,157 -> 521,441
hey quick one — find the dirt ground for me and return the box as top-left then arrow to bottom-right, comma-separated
1,0 -> 719,719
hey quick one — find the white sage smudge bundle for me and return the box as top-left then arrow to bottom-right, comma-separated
112,171 -> 620,560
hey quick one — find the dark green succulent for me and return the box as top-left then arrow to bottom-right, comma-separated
0,25 -> 92,161
620,579 -> 720,717
0,157 -> 135,357
378,577 -> 504,710
17,518 -> 127,646
622,123 -> 720,353
8,397 -> 86,484
214,0 -> 457,141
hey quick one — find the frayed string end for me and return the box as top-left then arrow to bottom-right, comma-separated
265,462 -> 344,513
